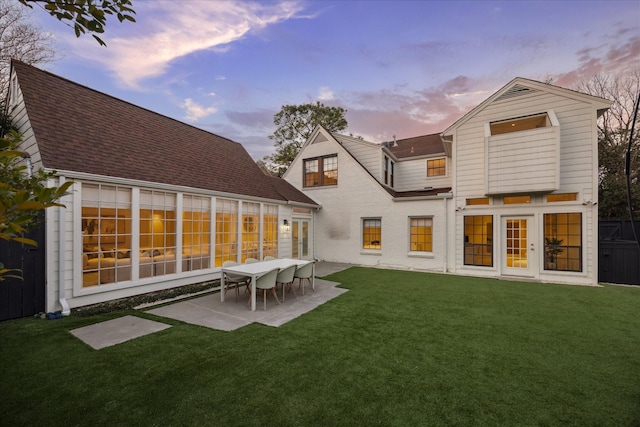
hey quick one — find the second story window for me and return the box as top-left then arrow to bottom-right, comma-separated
384,156 -> 394,187
427,158 -> 446,177
304,154 -> 338,187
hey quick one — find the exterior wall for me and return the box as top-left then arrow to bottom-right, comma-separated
287,135 -> 452,272
337,136 -> 383,180
394,156 -> 452,192
450,87 -> 601,285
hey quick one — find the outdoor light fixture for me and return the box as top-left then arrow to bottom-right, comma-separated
283,219 -> 290,232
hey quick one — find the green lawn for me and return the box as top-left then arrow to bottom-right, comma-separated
1,267 -> 639,426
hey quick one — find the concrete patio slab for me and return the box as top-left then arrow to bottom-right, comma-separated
147,277 -> 348,330
70,315 -> 171,350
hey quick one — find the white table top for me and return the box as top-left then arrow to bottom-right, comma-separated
221,258 -> 312,277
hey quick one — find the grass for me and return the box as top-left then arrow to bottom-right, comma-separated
1,267 -> 639,426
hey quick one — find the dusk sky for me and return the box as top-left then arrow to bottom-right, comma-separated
25,0 -> 640,160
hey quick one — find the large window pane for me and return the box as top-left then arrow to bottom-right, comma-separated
140,190 -> 177,277
363,218 -> 381,249
215,199 -> 238,267
410,217 -> 432,252
464,215 -> 493,267
263,205 -> 278,259
183,195 -> 211,271
544,213 -> 582,272
241,202 -> 260,262
82,184 -> 132,287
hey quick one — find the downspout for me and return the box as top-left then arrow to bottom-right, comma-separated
57,175 -> 70,316
443,196 -> 448,273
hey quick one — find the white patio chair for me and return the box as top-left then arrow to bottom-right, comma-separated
294,262 -> 314,295
275,264 -> 297,302
222,260 -> 249,302
245,258 -> 259,264
263,256 -> 277,261
251,268 -> 280,310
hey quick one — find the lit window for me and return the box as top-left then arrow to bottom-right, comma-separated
262,204 -> 278,259
304,154 -> 338,187
544,213 -> 582,272
504,196 -> 531,204
547,193 -> 578,202
466,198 -> 490,206
464,215 -> 493,267
410,217 -> 432,252
140,190 -> 177,277
490,113 -> 550,135
241,202 -> 260,262
215,199 -> 238,267
81,184 -> 132,287
362,218 -> 381,250
427,158 -> 446,177
182,195 -> 211,271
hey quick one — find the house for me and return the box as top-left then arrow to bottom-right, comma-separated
2,60 -> 318,318
284,78 -> 611,285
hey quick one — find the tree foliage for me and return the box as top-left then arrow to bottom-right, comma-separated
18,0 -> 136,46
263,101 -> 348,176
1,0 -> 57,100
0,130 -> 73,280
576,71 -> 640,219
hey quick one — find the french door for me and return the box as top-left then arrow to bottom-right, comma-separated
502,216 -> 536,276
292,218 -> 312,260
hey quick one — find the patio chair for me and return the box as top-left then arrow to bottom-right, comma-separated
252,268 -> 280,310
294,262 -> 314,295
222,261 -> 249,302
275,264 -> 297,302
245,258 -> 259,264
263,256 -> 277,261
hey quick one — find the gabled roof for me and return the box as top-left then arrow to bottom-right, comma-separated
442,77 -> 612,136
11,60 -> 317,206
388,133 -> 445,159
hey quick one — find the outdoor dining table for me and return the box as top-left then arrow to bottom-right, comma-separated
220,258 -> 315,311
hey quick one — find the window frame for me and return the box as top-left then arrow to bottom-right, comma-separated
362,218 -> 382,250
303,154 -> 338,187
543,213 -> 582,272
426,157 -> 446,177
463,215 -> 493,267
409,217 -> 433,253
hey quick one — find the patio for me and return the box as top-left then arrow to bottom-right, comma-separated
70,262 -> 353,349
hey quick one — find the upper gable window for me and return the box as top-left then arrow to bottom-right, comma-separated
427,158 -> 446,177
304,154 -> 337,187
490,113 -> 550,135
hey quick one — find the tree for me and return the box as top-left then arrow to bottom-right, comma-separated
18,0 -> 136,46
576,71 -> 640,219
1,0 -> 57,100
263,101 -> 348,176
0,130 -> 73,280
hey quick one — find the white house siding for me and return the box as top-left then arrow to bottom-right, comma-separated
394,156 -> 453,192
449,83 -> 604,285
337,136 -> 383,180
287,135 -> 450,271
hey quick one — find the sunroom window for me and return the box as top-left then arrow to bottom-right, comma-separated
82,184 -> 132,287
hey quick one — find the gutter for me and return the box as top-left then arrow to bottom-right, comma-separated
392,192 -> 453,202
57,175 -> 70,316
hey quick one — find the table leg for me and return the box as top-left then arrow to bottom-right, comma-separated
221,271 -> 226,302
312,263 -> 315,291
251,276 -> 257,311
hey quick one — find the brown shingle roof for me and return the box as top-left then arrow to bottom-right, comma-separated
388,133 -> 445,159
11,60 -> 317,206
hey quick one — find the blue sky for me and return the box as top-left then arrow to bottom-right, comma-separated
25,0 -> 640,160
